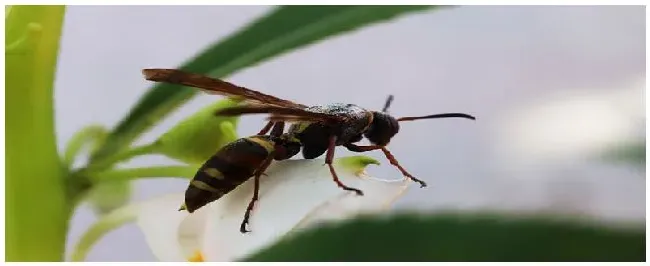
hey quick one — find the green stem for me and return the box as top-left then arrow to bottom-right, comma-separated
85,142 -> 161,171
69,204 -> 139,261
63,125 -> 108,168
6,5 -> 68,261
89,165 -> 198,183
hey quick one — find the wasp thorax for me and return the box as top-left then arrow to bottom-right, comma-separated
364,112 -> 400,146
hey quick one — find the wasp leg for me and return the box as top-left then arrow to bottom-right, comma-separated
326,136 -> 363,196
257,121 -> 274,135
381,147 -> 427,188
344,143 -> 382,152
240,155 -> 274,233
270,121 -> 285,137
344,144 -> 427,188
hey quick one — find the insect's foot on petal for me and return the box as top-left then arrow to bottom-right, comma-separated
341,186 -> 364,196
239,220 -> 251,234
411,177 -> 427,188
239,226 -> 251,234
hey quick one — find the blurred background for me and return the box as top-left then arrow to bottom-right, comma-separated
54,6 -> 645,261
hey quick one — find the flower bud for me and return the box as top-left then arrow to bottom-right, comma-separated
86,181 -> 132,215
157,98 -> 241,165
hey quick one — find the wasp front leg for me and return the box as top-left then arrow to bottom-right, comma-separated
344,143 -> 427,188
344,143 -> 382,152
326,136 -> 363,196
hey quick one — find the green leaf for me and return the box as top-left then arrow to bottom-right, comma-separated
337,155 -> 381,175
92,5 -> 440,161
6,5 -> 69,261
245,213 -> 645,262
601,140 -> 646,167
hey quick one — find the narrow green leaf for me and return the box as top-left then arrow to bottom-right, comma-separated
6,5 -> 69,261
245,213 -> 645,262
92,5 -> 440,160
600,140 -> 646,167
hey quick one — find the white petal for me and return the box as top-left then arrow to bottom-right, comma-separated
177,204 -> 210,261
134,193 -> 196,261
294,174 -> 411,230
71,193 -> 200,262
194,157 -> 411,261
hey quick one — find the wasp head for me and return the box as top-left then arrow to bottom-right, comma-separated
364,95 -> 476,146
364,111 -> 400,146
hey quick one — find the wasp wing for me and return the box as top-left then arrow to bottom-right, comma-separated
142,68 -> 308,109
216,104 -> 347,124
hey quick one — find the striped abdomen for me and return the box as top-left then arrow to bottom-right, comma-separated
183,136 -> 274,213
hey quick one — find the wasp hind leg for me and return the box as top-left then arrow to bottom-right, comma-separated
240,155 -> 274,233
257,121 -> 274,135
326,136 -> 363,196
344,143 -> 427,188
270,121 -> 285,137
258,121 -> 285,137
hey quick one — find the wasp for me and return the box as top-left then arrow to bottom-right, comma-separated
179,122 -> 301,232
143,68 -> 475,232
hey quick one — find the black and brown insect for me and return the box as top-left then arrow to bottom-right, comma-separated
178,122 -> 301,232
143,68 -> 475,232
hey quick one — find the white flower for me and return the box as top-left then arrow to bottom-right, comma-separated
71,156 -> 411,261
491,77 -> 644,170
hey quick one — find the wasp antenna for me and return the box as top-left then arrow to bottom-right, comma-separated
382,95 -> 394,113
142,69 -> 154,79
142,68 -> 172,81
397,113 -> 476,122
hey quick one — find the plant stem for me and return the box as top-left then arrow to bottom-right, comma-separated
63,124 -> 107,168
69,204 -> 139,261
85,142 -> 161,171
6,5 -> 68,261
89,165 -> 198,183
